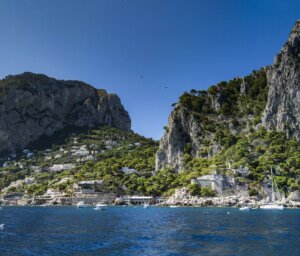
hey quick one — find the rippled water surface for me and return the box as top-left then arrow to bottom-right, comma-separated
0,206 -> 300,255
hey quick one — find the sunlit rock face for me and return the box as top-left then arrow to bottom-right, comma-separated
157,20 -> 300,172
262,20 -> 300,140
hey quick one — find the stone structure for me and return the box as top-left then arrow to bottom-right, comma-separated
118,195 -> 154,205
74,180 -> 104,194
191,174 -> 235,195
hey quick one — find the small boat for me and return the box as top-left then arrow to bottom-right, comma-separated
143,203 -> 149,208
169,205 -> 180,208
40,203 -> 51,208
260,167 -> 284,210
239,206 -> 252,211
0,224 -> 4,230
76,201 -> 88,208
94,203 -> 108,211
260,204 -> 284,210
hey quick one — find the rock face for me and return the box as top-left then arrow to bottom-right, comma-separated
262,20 -> 300,139
288,191 -> 300,202
0,72 -> 131,155
155,108 -> 202,172
156,20 -> 300,172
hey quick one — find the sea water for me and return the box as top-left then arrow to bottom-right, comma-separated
0,206 -> 299,255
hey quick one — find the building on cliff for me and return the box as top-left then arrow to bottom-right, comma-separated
74,180 -> 104,194
191,174 -> 235,195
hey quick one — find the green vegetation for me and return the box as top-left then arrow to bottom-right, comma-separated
165,68 -> 300,196
180,127 -> 300,195
178,69 -> 268,117
188,183 -> 216,197
0,127 -> 158,197
0,68 -> 299,199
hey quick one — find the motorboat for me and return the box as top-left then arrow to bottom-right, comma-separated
260,204 -> 284,210
76,201 -> 88,208
40,203 -> 51,208
239,206 -> 252,211
169,205 -> 180,208
94,203 -> 108,211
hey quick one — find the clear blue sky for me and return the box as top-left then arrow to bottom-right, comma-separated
0,0 -> 299,139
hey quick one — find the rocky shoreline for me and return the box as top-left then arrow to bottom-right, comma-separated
1,193 -> 300,208
159,189 -> 300,208
160,195 -> 300,208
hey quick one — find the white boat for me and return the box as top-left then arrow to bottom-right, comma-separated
261,167 -> 284,210
143,203 -> 149,208
76,201 -> 88,208
239,206 -> 252,211
40,203 -> 51,208
94,203 -> 108,211
260,204 -> 284,210
0,224 -> 4,230
170,205 -> 180,208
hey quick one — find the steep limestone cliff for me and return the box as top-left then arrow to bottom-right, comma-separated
155,108 -> 202,171
0,72 -> 131,155
157,20 -> 300,172
156,69 -> 268,172
262,20 -> 300,139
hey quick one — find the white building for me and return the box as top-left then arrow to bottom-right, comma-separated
71,146 -> 89,156
120,167 -> 137,174
74,180 -> 104,194
24,177 -> 35,184
49,164 -> 75,172
120,195 -> 154,205
44,189 -> 61,198
233,166 -> 250,176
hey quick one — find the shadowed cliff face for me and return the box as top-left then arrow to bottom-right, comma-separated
262,20 -> 300,139
0,72 -> 131,155
156,20 -> 300,172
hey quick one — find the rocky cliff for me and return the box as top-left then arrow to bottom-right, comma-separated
262,20 -> 300,139
155,108 -> 202,171
156,20 -> 300,172
0,72 -> 131,155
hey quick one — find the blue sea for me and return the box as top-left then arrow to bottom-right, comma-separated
0,206 -> 299,256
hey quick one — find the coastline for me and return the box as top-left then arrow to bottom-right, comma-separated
1,194 -> 300,209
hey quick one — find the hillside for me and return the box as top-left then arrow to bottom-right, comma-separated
0,127 -> 158,198
1,21 -> 300,205
156,21 -> 300,199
